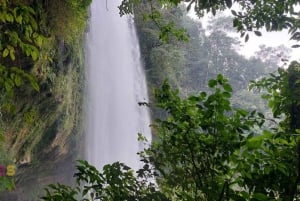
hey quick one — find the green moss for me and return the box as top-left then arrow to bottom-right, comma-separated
0,0 -> 90,198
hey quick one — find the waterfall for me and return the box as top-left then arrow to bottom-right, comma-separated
85,0 -> 151,171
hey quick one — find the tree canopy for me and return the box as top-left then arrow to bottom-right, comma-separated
121,0 -> 300,43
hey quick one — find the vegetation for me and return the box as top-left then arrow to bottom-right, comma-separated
42,0 -> 300,200
42,160 -> 167,201
0,0 -> 91,199
1,0 -> 300,200
42,69 -> 300,200
121,0 -> 300,43
133,2 -> 282,119
40,0 -> 300,200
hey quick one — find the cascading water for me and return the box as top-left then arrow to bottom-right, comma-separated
85,0 -> 151,171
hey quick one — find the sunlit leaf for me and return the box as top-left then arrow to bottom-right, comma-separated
14,74 -> 22,86
9,48 -> 15,60
2,48 -> 9,57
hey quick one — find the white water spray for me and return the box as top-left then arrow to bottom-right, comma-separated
85,0 -> 151,171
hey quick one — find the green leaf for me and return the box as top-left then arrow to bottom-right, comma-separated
223,83 -> 232,92
254,30 -> 262,36
5,13 -> 14,22
291,44 -> 300,48
225,0 -> 232,8
231,10 -> 237,16
4,80 -> 13,93
208,79 -> 217,88
217,74 -> 224,81
252,193 -> 268,200
245,34 -> 249,42
27,76 -> 40,92
3,48 -> 9,57
31,51 -> 38,61
222,91 -> 231,98
14,74 -> 22,86
258,112 -> 264,118
16,15 -> 22,24
186,1 -> 193,11
9,48 -> 15,60
35,35 -> 43,47
233,20 -> 241,30
237,109 -> 248,117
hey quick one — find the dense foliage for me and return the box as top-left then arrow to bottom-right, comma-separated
42,70 -> 300,200
42,0 -> 300,200
42,160 -> 167,201
1,0 -> 299,200
133,2 -> 281,117
147,67 -> 300,200
121,0 -> 300,43
0,0 -> 91,197
0,0 -> 42,112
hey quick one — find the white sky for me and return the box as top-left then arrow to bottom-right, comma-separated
187,5 -> 300,62
239,30 -> 300,61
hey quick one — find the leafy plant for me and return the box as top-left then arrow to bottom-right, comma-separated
42,160 -> 168,201
42,75 -> 300,200
144,75 -> 267,200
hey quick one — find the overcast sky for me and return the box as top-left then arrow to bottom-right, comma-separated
239,29 -> 300,61
187,5 -> 300,63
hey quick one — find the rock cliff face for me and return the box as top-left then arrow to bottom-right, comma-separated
0,0 -> 90,199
